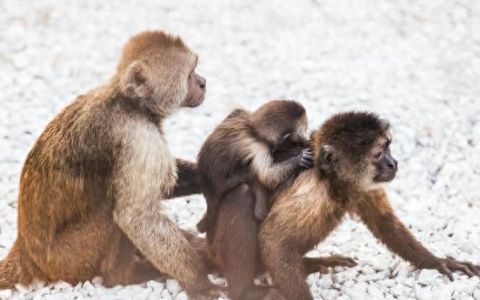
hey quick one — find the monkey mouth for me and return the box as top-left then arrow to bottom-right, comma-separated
185,94 -> 205,107
374,172 -> 396,183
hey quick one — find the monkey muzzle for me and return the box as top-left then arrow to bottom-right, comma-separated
374,153 -> 398,182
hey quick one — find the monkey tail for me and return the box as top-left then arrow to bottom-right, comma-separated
0,241 -> 22,289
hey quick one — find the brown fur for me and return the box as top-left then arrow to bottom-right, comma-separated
210,183 -> 355,300
197,100 -> 309,234
0,30 -> 223,299
259,111 -> 480,300
197,100 -> 314,299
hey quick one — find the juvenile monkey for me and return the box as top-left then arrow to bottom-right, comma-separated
197,100 -> 313,299
259,111 -> 480,300
197,100 -> 312,234
0,31 -> 224,299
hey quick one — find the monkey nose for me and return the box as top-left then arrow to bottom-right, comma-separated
387,158 -> 397,171
198,77 -> 206,90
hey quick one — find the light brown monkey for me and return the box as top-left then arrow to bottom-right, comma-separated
197,100 -> 313,299
0,31 -> 224,299
259,111 -> 480,300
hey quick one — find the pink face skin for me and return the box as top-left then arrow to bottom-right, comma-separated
183,71 -> 206,107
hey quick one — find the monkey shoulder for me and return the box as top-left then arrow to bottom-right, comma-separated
199,117 -> 253,166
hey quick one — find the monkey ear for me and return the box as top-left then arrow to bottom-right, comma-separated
120,60 -> 151,99
319,144 -> 336,174
321,145 -> 334,162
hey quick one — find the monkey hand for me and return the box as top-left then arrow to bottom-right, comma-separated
429,256 -> 480,281
299,148 -> 314,169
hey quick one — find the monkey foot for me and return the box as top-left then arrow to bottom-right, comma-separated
304,255 -> 357,274
430,256 -> 480,281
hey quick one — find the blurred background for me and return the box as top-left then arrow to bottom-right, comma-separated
0,1 -> 479,299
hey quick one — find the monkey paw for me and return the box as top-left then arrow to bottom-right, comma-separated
304,255 -> 357,274
432,256 -> 480,281
299,148 -> 314,169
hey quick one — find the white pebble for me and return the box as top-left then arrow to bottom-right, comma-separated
0,290 -> 12,300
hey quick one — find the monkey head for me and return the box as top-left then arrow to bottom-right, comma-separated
313,111 -> 398,188
117,31 -> 206,115
250,100 -> 308,150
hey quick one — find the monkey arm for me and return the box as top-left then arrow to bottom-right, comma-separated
113,130 -> 222,298
354,189 -> 480,279
259,223 -> 313,300
197,170 -> 256,233
252,133 -> 313,189
251,148 -> 309,189
354,190 -> 438,267
168,159 -> 201,199
251,181 -> 269,221
219,172 -> 269,221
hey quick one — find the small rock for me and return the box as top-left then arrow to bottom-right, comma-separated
0,289 -> 12,300
316,276 -> 333,288
166,279 -> 181,297
367,284 -> 384,298
175,291 -> 188,300
160,289 -> 173,300
418,269 -> 440,285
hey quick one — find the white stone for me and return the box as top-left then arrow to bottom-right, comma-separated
0,290 -> 12,300
2,1 -> 480,299
175,291 -> 188,300
417,269 -> 440,285
160,289 -> 173,300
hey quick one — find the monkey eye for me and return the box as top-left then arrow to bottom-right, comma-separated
281,133 -> 292,142
374,151 -> 383,160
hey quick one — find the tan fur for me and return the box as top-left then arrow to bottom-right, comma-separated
248,140 -> 297,189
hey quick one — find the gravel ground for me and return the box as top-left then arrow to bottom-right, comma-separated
1,0 -> 480,299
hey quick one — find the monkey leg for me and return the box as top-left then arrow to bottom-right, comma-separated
303,255 -> 357,275
22,210 -> 117,284
100,227 -> 166,287
0,239 -> 49,288
260,234 -> 313,300
210,184 -> 285,300
251,180 -> 269,221
181,229 -> 221,275
114,199 -> 224,299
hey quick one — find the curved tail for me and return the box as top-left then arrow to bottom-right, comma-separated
0,242 -> 21,289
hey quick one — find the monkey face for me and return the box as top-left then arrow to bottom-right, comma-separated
183,70 -> 206,107
369,136 -> 397,183
272,132 -> 308,163
315,112 -> 397,189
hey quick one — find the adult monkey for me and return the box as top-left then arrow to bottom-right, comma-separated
0,31 -> 224,299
